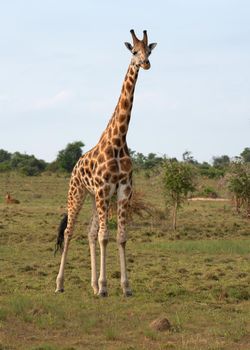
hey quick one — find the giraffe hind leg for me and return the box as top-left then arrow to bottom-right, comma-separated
117,184 -> 132,296
55,186 -> 87,293
88,196 -> 99,295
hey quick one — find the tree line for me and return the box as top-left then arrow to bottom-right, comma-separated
0,142 -> 250,176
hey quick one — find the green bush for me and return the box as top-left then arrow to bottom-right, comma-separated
162,160 -> 197,230
199,187 -> 218,198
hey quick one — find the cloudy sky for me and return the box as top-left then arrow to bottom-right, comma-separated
0,0 -> 249,163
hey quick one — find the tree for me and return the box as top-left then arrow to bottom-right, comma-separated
162,160 -> 197,230
18,156 -> 47,176
212,155 -> 230,168
56,141 -> 85,172
9,152 -> 47,176
0,149 -> 11,163
227,161 -> 250,217
240,147 -> 250,163
182,150 -> 197,164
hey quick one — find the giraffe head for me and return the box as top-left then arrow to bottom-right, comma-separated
125,29 -> 157,70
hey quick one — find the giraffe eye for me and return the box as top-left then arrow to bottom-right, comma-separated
133,51 -> 138,55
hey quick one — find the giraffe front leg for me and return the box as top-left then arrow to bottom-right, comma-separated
96,196 -> 109,297
117,185 -> 132,297
88,197 -> 99,295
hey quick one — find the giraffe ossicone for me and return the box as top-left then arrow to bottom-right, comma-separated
55,29 -> 157,297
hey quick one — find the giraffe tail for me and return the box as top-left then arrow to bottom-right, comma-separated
54,214 -> 68,256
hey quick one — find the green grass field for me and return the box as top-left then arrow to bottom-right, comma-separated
0,172 -> 250,350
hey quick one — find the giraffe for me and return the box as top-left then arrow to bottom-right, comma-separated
55,29 -> 157,297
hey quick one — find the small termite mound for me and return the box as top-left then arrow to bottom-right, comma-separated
150,317 -> 171,332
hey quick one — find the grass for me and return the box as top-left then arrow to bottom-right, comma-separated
0,172 -> 250,350
144,239 -> 250,254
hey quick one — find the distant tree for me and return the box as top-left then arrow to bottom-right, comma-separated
240,147 -> 250,163
227,161 -> 250,217
19,156 -> 47,176
162,160 -> 197,230
182,151 -> 198,164
197,162 -> 224,179
212,155 -> 230,168
56,141 -> 85,172
0,149 -> 11,163
144,153 -> 162,169
129,150 -> 163,171
8,152 -> 47,175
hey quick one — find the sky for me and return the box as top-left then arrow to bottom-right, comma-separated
0,0 -> 249,163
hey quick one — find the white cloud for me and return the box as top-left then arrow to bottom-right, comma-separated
31,89 -> 74,110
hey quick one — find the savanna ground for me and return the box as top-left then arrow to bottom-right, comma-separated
0,171 -> 250,350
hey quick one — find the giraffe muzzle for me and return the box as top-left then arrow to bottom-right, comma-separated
141,60 -> 151,70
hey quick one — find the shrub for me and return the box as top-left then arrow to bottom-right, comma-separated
227,162 -> 250,216
162,160 -> 197,230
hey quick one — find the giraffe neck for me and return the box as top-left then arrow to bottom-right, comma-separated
102,62 -> 140,146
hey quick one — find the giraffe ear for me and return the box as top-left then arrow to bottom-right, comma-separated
124,42 -> 133,51
149,43 -> 157,51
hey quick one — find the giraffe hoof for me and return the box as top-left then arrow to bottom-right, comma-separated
98,290 -> 108,297
55,288 -> 64,293
124,289 -> 133,297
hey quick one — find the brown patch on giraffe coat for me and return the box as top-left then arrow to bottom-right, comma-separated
124,186 -> 132,197
119,148 -> 125,158
129,75 -> 134,84
126,82 -> 132,93
103,185 -> 110,196
120,219 -> 126,226
103,172 -> 111,182
100,139 -> 106,150
111,174 -> 119,183
98,189 -> 104,198
119,124 -> 127,134
113,125 -> 118,136
90,160 -> 96,171
97,153 -> 105,164
92,147 -> 99,158
120,98 -> 129,110
107,159 -> 119,173
96,164 -> 106,177
94,176 -> 104,186
118,173 -> 127,181
104,145 -> 114,159
74,177 -> 81,187
120,157 -> 132,172
119,114 -> 127,123
129,67 -> 134,75
98,199 -> 104,208
84,177 -> 90,187
80,167 -> 85,176
113,138 -> 121,148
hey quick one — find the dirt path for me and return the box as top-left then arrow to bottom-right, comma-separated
188,197 -> 230,202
